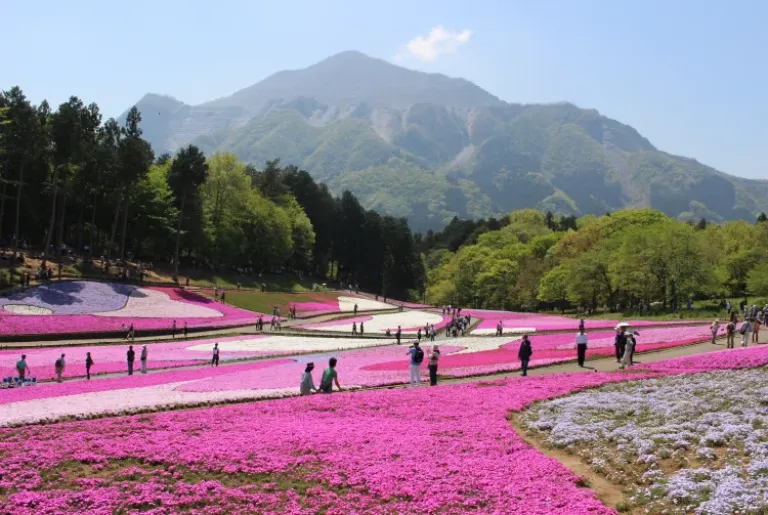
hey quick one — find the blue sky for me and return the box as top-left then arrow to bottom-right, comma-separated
1,0 -> 765,179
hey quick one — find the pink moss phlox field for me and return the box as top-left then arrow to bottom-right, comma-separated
0,286 -> 261,336
469,308 -> 703,332
0,335 -> 270,380
0,359 -> 294,406
0,372 -> 642,514
636,345 -> 768,372
364,326 -> 714,373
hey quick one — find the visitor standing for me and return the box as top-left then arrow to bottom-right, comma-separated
183,321 -> 188,338
614,329 -> 626,363
172,320 -> 177,338
352,321 -> 358,335
407,341 -> 424,386
428,345 -> 440,386
417,327 -> 422,342
319,358 -> 341,393
121,324 -> 128,339
211,343 -> 220,366
753,311 -> 763,344
360,321 -> 364,335
140,345 -> 148,374
85,352 -> 94,380
575,329 -> 588,367
711,319 -> 721,345
726,318 -> 736,348
300,362 -> 318,395
496,321 -> 503,336
16,354 -> 29,380
740,319 -> 753,347
621,333 -> 637,369
396,326 -> 402,345
354,303 -> 358,316
54,353 -> 66,382
518,336 -> 532,376
126,346 -> 135,375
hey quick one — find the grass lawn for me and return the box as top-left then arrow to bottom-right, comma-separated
210,290 -> 346,315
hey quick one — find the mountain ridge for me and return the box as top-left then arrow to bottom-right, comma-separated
121,51 -> 768,231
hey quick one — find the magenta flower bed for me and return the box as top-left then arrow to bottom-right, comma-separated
0,285 -> 260,336
636,345 -> 768,372
469,308 -> 702,332
0,335 -> 272,380
0,358 -> 295,406
0,370 -> 644,514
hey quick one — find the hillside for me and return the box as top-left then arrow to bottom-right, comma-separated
122,51 -> 768,231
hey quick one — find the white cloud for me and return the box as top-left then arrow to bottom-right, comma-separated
395,26 -> 472,62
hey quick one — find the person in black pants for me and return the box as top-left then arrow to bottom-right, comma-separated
518,335 -> 533,376
614,329 -> 626,363
428,345 -> 440,386
575,328 -> 588,367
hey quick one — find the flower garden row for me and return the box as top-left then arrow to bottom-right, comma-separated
0,281 -> 262,336
0,325 -> 720,425
1,344 -> 766,514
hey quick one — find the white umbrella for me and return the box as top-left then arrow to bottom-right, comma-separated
615,322 -> 631,330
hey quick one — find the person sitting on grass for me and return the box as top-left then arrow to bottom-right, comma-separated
319,358 -> 341,394
300,362 -> 318,395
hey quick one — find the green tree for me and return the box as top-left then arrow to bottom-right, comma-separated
168,145 -> 209,279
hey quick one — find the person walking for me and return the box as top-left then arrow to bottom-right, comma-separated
711,318 -> 721,345
360,321 -> 364,335
300,362 -> 318,395
518,336 -> 533,376
352,321 -> 358,335
575,328 -> 588,367
430,325 -> 436,342
54,353 -> 66,383
211,343 -> 220,367
172,320 -> 177,338
126,346 -> 135,375
417,327 -> 422,342
620,333 -> 637,369
496,321 -> 503,336
726,318 -> 737,349
740,318 -> 753,348
183,322 -> 188,338
319,358 -> 341,393
140,345 -> 148,374
16,354 -> 29,380
85,352 -> 94,380
428,345 -> 440,386
396,326 -> 402,345
407,341 -> 424,386
354,303 -> 358,316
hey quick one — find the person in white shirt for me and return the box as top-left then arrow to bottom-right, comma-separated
575,329 -> 588,367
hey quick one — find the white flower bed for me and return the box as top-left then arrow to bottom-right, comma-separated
337,296 -> 393,312
302,310 -> 444,334
95,288 -> 223,318
3,304 -> 54,315
521,369 -> 768,514
0,382 -> 321,426
186,335 -> 388,354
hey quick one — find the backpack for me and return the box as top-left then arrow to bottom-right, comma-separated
413,347 -> 424,364
739,322 -> 749,335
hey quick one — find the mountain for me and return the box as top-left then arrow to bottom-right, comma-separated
122,51 -> 768,232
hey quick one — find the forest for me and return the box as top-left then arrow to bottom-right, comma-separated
422,209 -> 768,312
0,87 -> 425,299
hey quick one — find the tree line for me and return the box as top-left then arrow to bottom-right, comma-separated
0,87 -> 424,299
424,208 -> 768,312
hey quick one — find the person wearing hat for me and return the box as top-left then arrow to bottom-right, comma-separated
300,362 -> 318,395
710,318 -> 721,345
